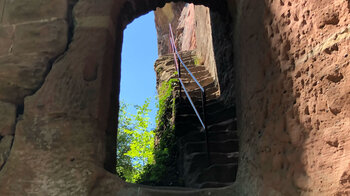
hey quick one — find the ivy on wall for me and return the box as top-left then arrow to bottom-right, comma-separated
138,78 -> 183,186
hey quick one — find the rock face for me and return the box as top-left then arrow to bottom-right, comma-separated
0,136 -> 13,169
155,3 -> 220,89
0,102 -> 16,136
234,1 -> 350,195
0,0 -> 68,104
0,0 -> 348,195
154,2 -> 186,56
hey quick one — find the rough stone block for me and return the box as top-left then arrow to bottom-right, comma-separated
0,55 -> 49,104
0,136 -> 13,168
0,25 -> 14,56
0,0 -> 5,23
13,19 -> 68,56
74,0 -> 114,18
2,0 -> 67,25
0,102 -> 16,136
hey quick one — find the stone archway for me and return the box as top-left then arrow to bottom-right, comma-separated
0,0 -> 238,195
1,0 -> 348,195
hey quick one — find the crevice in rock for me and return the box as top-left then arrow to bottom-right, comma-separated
0,0 -> 79,172
25,0 -> 79,98
0,135 -> 14,172
16,104 -> 24,118
14,104 -> 24,126
67,0 -> 79,48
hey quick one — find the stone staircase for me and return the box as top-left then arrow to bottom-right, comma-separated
173,51 -> 239,189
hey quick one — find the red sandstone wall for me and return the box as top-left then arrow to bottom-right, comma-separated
0,0 -> 348,195
234,0 -> 350,195
155,3 -> 220,91
154,2 -> 186,56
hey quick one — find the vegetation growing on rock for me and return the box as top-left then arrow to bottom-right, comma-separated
137,78 -> 183,186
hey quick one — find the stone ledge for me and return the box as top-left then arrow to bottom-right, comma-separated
1,0 -> 67,25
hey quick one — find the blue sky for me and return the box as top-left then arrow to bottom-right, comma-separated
119,12 -> 158,129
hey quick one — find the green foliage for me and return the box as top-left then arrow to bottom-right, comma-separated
117,79 -> 181,186
137,79 -> 183,186
193,56 -> 201,66
156,78 -> 178,126
116,99 -> 155,183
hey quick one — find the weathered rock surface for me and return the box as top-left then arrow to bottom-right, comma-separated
13,19 -> 68,56
0,25 -> 14,56
154,2 -> 186,56
176,4 -> 197,51
1,0 -> 67,25
0,102 -> 16,136
0,55 -> 51,103
0,3 -> 68,104
156,3 -> 221,91
0,0 -> 348,195
235,0 -> 350,195
0,136 -> 13,169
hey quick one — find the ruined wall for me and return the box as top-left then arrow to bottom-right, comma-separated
155,3 -> 221,90
0,0 -> 348,195
154,2 -> 186,56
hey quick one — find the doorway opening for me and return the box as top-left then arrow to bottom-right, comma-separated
116,12 -> 158,183
113,0 -> 237,189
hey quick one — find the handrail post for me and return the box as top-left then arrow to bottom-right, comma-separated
202,91 -> 210,165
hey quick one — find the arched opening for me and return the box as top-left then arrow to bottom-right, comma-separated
109,0 -> 238,189
1,0 -> 343,194
116,11 -> 158,183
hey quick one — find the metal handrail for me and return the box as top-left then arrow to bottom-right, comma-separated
169,23 -> 210,165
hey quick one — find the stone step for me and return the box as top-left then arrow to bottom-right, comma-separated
183,86 -> 219,100
176,106 -> 235,126
180,77 -> 214,90
178,87 -> 219,103
183,152 -> 239,177
179,93 -> 219,106
191,163 -> 238,186
180,65 -> 205,73
177,98 -> 234,115
180,73 -> 211,84
175,81 -> 214,94
194,98 -> 227,110
183,139 -> 239,154
197,181 -> 234,189
180,70 -> 210,79
174,77 -> 216,92
206,118 -> 238,132
192,93 -> 219,102
175,100 -> 236,136
179,129 -> 238,144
